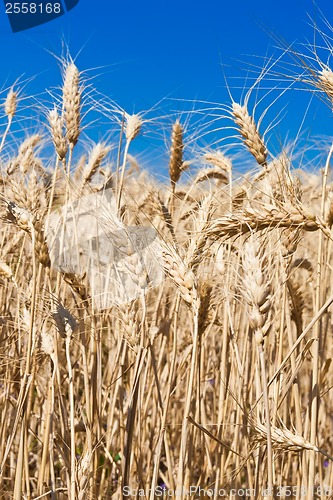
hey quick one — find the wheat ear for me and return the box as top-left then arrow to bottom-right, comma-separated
251,417 -> 333,459
79,143 -> 110,193
4,87 -> 17,119
318,68 -> 333,105
124,113 -> 142,142
63,61 -> 81,175
232,102 -> 267,166
159,241 -> 197,305
204,150 -> 231,173
9,134 -> 41,174
169,120 -> 184,186
199,155 -> 230,185
1,198 -> 51,267
169,119 -> 188,192
48,106 -> 68,161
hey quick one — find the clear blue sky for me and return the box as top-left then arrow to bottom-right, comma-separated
0,0 -> 332,174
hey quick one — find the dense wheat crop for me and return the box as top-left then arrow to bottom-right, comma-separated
1,23 -> 333,499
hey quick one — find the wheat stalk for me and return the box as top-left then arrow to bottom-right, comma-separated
116,113 -> 143,211
241,234 -> 273,493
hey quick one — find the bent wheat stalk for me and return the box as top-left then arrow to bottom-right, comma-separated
117,113 -> 142,211
0,87 -> 17,153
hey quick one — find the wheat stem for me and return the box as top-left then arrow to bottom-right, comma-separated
258,343 -> 274,496
65,333 -> 76,500
308,141 -> 333,495
176,298 -> 200,492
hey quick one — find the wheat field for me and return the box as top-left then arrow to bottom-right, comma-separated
1,27 -> 333,500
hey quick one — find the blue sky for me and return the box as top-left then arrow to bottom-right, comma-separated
0,0 -> 332,175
